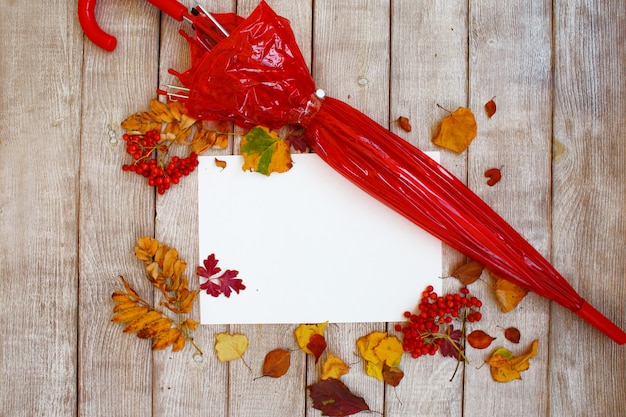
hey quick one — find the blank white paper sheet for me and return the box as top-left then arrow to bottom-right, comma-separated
198,153 -> 442,324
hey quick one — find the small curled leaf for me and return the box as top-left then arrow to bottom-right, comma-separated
485,168 -> 502,186
485,97 -> 497,118
504,327 -> 521,344
396,116 -> 412,132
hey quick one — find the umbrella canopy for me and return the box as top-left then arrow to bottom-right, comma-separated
79,0 -> 626,344
169,1 -> 624,344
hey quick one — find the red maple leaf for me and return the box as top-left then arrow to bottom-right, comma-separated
308,378 -> 370,417
197,254 -> 246,297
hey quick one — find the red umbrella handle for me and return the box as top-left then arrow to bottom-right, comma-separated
78,0 -> 190,51
575,302 -> 626,345
78,0 -> 117,51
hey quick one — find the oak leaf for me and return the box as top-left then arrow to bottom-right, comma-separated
308,378 -> 370,417
241,126 -> 293,175
490,271 -> 529,313
487,339 -> 539,382
321,353 -> 350,380
432,107 -> 477,153
214,332 -> 248,362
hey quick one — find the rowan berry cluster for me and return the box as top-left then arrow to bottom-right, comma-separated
395,285 -> 483,359
121,130 -> 199,194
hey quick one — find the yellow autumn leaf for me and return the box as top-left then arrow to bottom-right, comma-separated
373,335 -> 403,368
214,332 -> 248,362
490,271 -> 529,313
365,361 -> 384,381
356,331 -> 387,364
487,339 -> 539,382
432,107 -> 477,153
321,353 -> 350,380
241,126 -> 293,175
357,332 -> 404,382
294,322 -> 328,355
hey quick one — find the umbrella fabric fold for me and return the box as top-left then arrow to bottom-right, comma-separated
172,0 -> 625,344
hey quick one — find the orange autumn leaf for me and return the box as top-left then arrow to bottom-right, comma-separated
320,353 -> 350,380
487,339 -> 539,382
490,271 -> 529,313
432,106 -> 477,153
260,349 -> 291,378
448,260 -> 484,285
467,330 -> 496,349
396,116 -> 412,132
215,158 -> 227,169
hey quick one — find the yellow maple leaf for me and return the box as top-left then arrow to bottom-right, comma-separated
432,107 -> 477,153
487,339 -> 539,382
241,126 -> 293,175
320,353 -> 350,380
294,322 -> 328,355
214,332 -> 248,362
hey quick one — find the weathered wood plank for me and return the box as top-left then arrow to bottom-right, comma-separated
551,1 -> 626,415
226,2 -> 312,417
151,3 -> 235,417
464,0 -> 552,415
388,1 -> 468,414
78,3 -> 160,417
0,2 -> 82,416
308,1 -> 390,415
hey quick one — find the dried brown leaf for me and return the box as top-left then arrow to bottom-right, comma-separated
261,349 -> 291,378
449,260 -> 484,285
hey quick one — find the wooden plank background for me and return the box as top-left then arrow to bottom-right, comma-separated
0,0 -> 624,416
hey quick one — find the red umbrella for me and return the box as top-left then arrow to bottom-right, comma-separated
79,0 -> 625,344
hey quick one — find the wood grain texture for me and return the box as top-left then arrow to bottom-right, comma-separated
150,2 -> 236,417
388,1 -> 468,414
78,2 -> 160,417
307,1 -> 390,415
0,1 -> 82,416
226,2 -> 312,417
464,0 -> 552,415
551,1 -> 626,416
1,0 -> 625,416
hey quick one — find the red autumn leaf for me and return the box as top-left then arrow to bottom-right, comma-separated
197,254 -> 246,297
467,330 -> 496,349
308,378 -> 370,417
484,168 -> 502,186
504,327 -> 521,344
260,349 -> 291,378
439,326 -> 463,360
307,333 -> 327,363
485,97 -> 497,118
